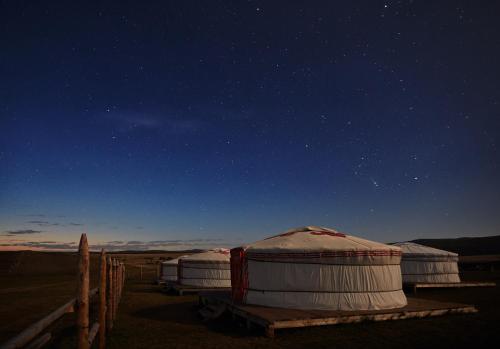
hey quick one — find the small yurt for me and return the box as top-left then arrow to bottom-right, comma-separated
178,249 -> 231,288
161,256 -> 188,283
393,242 -> 460,284
231,226 -> 407,310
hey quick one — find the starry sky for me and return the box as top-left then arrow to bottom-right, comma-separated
1,1 -> 499,251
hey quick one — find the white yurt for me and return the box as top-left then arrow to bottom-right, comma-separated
393,242 -> 460,284
231,226 -> 407,311
161,255 -> 188,283
178,249 -> 231,288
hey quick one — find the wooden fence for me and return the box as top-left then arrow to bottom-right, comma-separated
0,234 -> 126,349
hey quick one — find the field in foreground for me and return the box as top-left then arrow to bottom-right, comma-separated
1,252 -> 500,348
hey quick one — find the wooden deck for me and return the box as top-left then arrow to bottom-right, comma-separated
163,283 -> 230,296
199,291 -> 478,337
406,281 -> 496,294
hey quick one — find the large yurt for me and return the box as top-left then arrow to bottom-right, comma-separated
161,256 -> 188,283
393,242 -> 460,284
231,226 -> 407,310
178,249 -> 231,288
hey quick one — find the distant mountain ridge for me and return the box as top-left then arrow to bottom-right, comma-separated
108,249 -> 204,254
409,235 -> 500,256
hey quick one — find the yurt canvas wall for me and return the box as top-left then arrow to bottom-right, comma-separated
231,226 -> 407,311
178,249 -> 231,288
161,256 -> 187,283
393,242 -> 460,284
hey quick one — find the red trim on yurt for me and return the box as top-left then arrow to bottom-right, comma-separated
309,231 -> 346,237
230,247 -> 248,303
179,260 -> 230,265
246,249 -> 402,259
263,229 -> 346,240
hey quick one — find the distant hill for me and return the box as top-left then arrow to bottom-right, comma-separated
0,250 -> 99,276
410,235 -> 500,256
108,249 -> 204,255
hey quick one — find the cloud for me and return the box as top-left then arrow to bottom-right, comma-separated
26,220 -> 83,227
105,111 -> 203,135
2,229 -> 43,235
0,237 -> 235,252
26,220 -> 60,226
163,119 -> 204,135
126,241 -> 144,245
88,238 -> 228,251
0,241 -> 76,250
119,114 -> 163,129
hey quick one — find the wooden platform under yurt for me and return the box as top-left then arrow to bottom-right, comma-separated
199,291 -> 478,337
405,281 -> 496,294
163,283 -> 231,296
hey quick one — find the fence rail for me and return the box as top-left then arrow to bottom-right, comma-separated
0,234 -> 125,349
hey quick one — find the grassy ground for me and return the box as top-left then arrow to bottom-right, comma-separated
0,251 -> 101,343
106,270 -> 500,349
0,251 -> 177,345
1,252 -> 500,348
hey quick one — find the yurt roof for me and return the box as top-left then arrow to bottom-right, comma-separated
180,249 -> 230,261
393,242 -> 458,256
243,226 -> 400,253
162,255 -> 189,265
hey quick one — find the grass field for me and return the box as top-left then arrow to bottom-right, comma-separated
1,252 -> 500,348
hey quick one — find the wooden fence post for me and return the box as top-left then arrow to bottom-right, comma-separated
112,259 -> 118,317
120,263 -> 123,299
120,263 -> 124,298
99,250 -> 106,349
111,259 -> 115,320
160,262 -> 163,282
106,256 -> 113,332
117,260 -> 121,304
140,265 -> 143,280
156,262 -> 161,281
117,262 -> 121,301
76,234 -> 89,349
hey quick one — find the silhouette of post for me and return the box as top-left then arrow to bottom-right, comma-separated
106,256 -> 113,332
117,261 -> 122,301
113,259 -> 118,318
120,262 -> 123,298
99,250 -> 106,349
76,234 -> 89,349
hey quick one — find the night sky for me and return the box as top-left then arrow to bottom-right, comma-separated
1,1 -> 499,251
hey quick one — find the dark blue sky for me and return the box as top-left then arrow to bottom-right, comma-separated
1,1 -> 499,250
